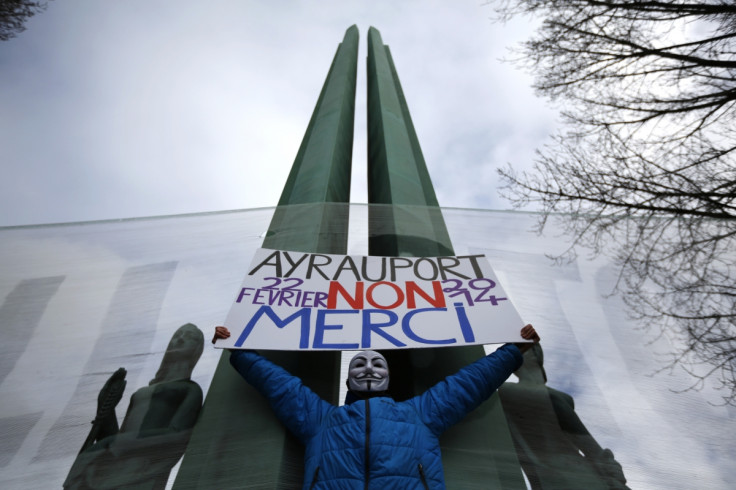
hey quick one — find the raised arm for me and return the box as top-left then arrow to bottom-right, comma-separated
213,327 -> 331,443
412,324 -> 539,435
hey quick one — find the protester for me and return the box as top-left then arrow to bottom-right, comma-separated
213,324 -> 539,489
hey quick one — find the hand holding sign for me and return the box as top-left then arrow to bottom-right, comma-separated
515,324 -> 540,353
212,326 -> 230,344
214,324 -> 540,352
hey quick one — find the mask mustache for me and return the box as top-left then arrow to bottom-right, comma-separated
355,373 -> 383,380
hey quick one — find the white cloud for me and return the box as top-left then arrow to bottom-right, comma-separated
0,0 -> 555,226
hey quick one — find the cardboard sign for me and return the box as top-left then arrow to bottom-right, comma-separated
215,248 -> 525,351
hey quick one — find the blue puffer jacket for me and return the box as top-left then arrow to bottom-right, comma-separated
230,344 -> 523,489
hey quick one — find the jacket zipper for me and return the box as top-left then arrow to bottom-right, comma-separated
418,463 -> 429,489
309,466 -> 320,489
364,398 -> 371,490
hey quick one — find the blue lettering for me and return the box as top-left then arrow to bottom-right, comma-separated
402,308 -> 456,345
361,310 -> 405,348
313,310 -> 359,349
234,306 -> 311,348
453,302 -> 475,342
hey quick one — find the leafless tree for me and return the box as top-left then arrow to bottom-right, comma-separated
491,1 -> 736,402
1,0 -> 47,41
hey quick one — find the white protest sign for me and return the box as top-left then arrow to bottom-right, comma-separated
215,248 -> 526,351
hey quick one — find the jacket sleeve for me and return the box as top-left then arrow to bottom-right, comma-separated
410,343 -> 524,435
229,350 -> 331,444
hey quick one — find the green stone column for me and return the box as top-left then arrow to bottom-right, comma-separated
366,26 -> 525,488
174,25 -> 358,489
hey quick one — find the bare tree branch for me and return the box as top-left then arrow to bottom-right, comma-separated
492,0 -> 736,403
0,0 -> 48,42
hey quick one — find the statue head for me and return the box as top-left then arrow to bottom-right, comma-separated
150,323 -> 204,385
347,350 -> 389,393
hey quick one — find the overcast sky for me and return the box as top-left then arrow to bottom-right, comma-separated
0,0 -> 556,227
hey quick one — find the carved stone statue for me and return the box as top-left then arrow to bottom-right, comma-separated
64,323 -> 204,490
499,344 -> 629,489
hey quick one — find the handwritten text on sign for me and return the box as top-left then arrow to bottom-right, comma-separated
215,249 -> 524,351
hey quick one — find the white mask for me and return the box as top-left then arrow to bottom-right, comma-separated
347,350 -> 389,392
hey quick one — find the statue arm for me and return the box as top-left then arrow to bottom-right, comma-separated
107,383 -> 203,457
168,382 -> 203,431
107,429 -> 191,459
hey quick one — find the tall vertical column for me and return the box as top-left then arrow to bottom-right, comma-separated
366,26 -> 452,257
174,25 -> 358,489
366,26 -> 525,488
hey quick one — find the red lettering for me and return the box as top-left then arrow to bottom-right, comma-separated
406,281 -> 446,308
327,281 -> 364,309
366,281 -> 404,309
